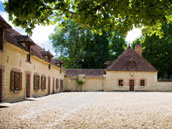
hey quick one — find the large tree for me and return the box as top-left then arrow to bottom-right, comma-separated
49,20 -> 126,69
4,0 -> 172,35
132,23 -> 172,79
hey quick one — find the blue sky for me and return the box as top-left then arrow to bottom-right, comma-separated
0,1 -> 4,11
0,0 -> 142,55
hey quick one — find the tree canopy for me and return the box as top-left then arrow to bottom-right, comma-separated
49,20 -> 126,69
4,0 -> 172,35
132,23 -> 172,79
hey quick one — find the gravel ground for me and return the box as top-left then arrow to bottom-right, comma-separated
0,92 -> 172,129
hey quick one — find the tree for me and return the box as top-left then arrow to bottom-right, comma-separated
76,78 -> 85,92
132,23 -> 172,79
4,0 -> 172,35
49,20 -> 126,69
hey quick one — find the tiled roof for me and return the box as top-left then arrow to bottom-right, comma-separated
0,16 -> 11,28
106,47 -> 158,72
11,35 -> 35,45
66,69 -> 105,77
1,16 -> 63,70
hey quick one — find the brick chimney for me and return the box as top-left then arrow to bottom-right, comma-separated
135,44 -> 142,56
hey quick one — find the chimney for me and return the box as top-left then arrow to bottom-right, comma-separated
135,44 -> 142,56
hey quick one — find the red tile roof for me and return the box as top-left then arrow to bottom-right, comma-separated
106,47 -> 158,72
66,69 -> 105,77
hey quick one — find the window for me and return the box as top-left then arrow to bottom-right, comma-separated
118,80 -> 123,86
60,79 -> 63,89
140,80 -> 145,86
10,71 -> 22,91
48,64 -> 51,69
34,75 -> 40,90
0,28 -> 3,50
129,62 -> 135,70
26,54 -> 31,62
56,79 -> 59,89
41,76 -> 46,90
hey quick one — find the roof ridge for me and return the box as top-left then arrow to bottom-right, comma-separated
106,47 -> 157,72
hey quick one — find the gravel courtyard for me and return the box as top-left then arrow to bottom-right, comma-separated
1,92 -> 172,129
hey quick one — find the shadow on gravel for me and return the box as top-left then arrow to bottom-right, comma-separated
0,105 -> 8,108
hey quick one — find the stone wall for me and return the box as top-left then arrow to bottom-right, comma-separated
64,75 -> 105,91
104,71 -> 158,91
157,80 -> 172,91
0,40 -> 65,102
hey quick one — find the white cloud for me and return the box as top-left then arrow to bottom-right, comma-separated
125,28 -> 142,43
0,0 -> 5,3
31,25 -> 55,54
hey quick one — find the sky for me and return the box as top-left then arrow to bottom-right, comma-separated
0,0 -> 142,56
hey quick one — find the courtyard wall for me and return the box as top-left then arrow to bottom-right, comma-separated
157,80 -> 172,91
64,75 -> 105,91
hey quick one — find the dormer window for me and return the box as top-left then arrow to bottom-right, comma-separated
12,35 -> 35,63
26,54 -> 31,62
129,62 -> 135,70
54,59 -> 63,68
128,58 -> 136,70
48,64 -> 51,70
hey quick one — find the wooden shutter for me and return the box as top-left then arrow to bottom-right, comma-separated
10,71 -> 15,91
38,76 -> 40,89
60,80 -> 63,90
56,79 -> 57,89
19,72 -> 22,90
34,75 -> 36,90
41,76 -> 43,89
44,77 -> 46,89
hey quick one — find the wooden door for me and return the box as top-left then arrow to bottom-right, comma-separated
26,74 -> 31,97
48,77 -> 50,94
53,78 -> 55,94
0,69 -> 2,102
129,80 -> 134,91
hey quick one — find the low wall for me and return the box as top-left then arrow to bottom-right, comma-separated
157,80 -> 172,92
64,76 -> 104,91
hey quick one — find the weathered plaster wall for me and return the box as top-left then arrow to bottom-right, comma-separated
0,40 -> 65,102
157,81 -> 172,91
64,76 -> 105,91
104,71 -> 158,91
83,77 -> 105,91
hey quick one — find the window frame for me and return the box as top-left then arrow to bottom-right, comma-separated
118,79 -> 124,86
41,76 -> 46,90
60,79 -> 63,90
34,75 -> 40,90
56,79 -> 59,89
129,61 -> 136,70
10,71 -> 22,92
140,79 -> 145,86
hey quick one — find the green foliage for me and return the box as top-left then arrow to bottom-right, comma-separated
132,23 -> 172,79
76,78 -> 85,86
49,20 -> 126,69
4,0 -> 172,35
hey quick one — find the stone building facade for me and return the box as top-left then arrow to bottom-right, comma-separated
0,15 -> 172,103
64,46 -> 172,92
0,16 -> 65,103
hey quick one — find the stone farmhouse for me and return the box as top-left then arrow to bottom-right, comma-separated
0,16 -> 172,103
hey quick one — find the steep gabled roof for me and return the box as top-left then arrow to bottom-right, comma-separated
66,69 -> 105,77
106,47 -> 158,72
